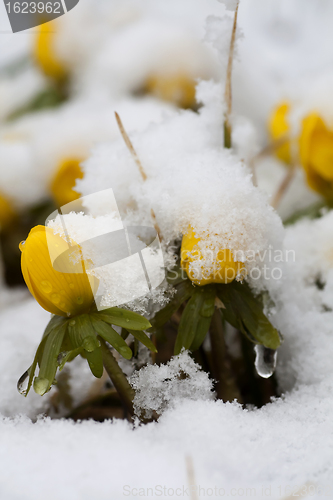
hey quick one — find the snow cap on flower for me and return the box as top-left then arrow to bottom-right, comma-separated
78,81 -> 284,296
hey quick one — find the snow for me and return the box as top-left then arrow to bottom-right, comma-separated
78,81 -> 284,296
0,96 -> 176,209
2,210 -> 333,500
1,391 -> 333,500
2,0 -> 333,498
130,351 -> 214,418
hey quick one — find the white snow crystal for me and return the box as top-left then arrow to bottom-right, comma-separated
130,351 -> 214,418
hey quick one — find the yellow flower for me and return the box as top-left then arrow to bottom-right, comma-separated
180,227 -> 244,286
299,113 -> 333,202
145,73 -> 196,109
20,225 -> 97,317
0,193 -> 16,231
34,21 -> 67,82
50,157 -> 84,208
269,103 -> 333,201
268,102 -> 291,164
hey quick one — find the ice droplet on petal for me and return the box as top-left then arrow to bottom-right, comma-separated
51,293 -> 60,304
40,280 -> 52,294
17,369 -> 29,395
254,345 -> 277,379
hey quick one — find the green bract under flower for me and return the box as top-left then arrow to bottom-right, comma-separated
18,307 -> 155,397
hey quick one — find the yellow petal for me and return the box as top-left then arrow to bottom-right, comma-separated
0,193 -> 16,231
20,226 -> 97,317
50,158 -> 84,208
180,226 -> 244,286
299,113 -> 333,201
34,20 -> 67,81
268,102 -> 291,164
145,73 -> 196,109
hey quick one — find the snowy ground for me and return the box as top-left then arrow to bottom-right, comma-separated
1,217 -> 333,500
1,0 -> 333,498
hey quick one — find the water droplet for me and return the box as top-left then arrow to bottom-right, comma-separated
33,377 -> 50,396
254,345 -> 277,379
19,241 -> 26,252
17,369 -> 29,395
69,320 -> 76,326
69,283 -> 75,290
40,280 -> 52,294
77,297 -> 83,304
51,293 -> 60,304
126,319 -> 130,323
57,352 -> 68,365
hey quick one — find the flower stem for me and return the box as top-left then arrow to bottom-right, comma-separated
99,338 -> 135,416
209,309 -> 242,403
223,0 -> 239,149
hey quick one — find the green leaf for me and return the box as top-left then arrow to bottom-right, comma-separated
283,201 -> 328,226
68,318 -> 82,349
148,279 -> 194,332
58,347 -> 83,371
34,322 -> 68,396
174,286 -> 216,355
67,315 -> 99,352
91,317 -> 132,360
94,308 -> 151,331
42,315 -> 67,340
20,316 -> 67,397
7,86 -> 66,122
21,337 -> 47,397
75,315 -> 100,352
190,286 -> 216,351
217,281 -> 281,350
166,264 -> 189,285
126,329 -> 157,353
85,347 -> 104,378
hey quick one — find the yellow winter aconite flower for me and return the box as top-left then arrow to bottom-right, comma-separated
20,225 -> 97,317
268,102 -> 291,164
299,113 -> 333,202
34,21 -> 67,82
145,73 -> 196,109
50,158 -> 84,208
269,103 -> 333,201
0,193 -> 16,231
180,227 -> 244,286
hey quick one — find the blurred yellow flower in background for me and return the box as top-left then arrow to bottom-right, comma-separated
145,73 -> 196,109
34,21 -> 68,82
0,193 -> 16,231
50,157 -> 84,208
269,104 -> 333,201
181,227 -> 244,286
268,102 -> 291,164
299,113 -> 333,202
20,225 -> 97,317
